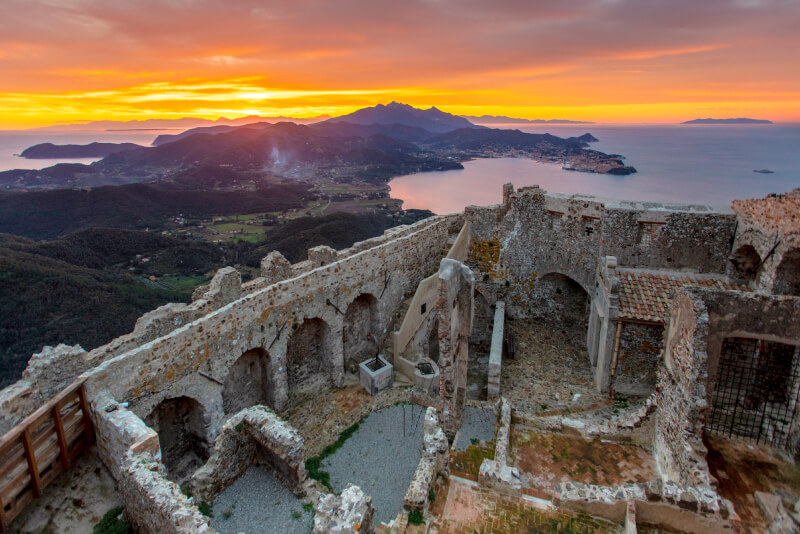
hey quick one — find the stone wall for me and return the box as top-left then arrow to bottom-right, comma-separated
313,484 -> 375,534
118,451 -> 214,534
487,301 -> 505,400
0,344 -> 89,433
78,216 -> 454,449
653,289 -> 712,487
612,322 -> 663,397
403,407 -> 449,514
437,258 -> 475,440
464,185 -> 734,319
554,478 -> 734,533
189,406 -> 306,504
478,398 -> 521,494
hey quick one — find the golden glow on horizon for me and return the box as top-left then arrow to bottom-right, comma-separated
1,0 -> 799,128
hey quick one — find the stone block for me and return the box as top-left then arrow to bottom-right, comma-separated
359,355 -> 393,395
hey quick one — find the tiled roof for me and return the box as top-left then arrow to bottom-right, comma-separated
617,270 -> 746,323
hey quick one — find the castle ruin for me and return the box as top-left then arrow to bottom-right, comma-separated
1,184 -> 798,533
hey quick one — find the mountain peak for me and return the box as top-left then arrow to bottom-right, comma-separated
326,102 -> 479,133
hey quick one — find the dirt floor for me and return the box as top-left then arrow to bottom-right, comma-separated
706,435 -> 800,530
502,318 -> 607,420
283,376 -> 411,457
9,446 -> 121,534
426,477 -> 620,534
509,427 -> 657,495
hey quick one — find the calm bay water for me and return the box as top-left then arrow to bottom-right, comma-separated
390,123 -> 800,214
0,129 -> 170,171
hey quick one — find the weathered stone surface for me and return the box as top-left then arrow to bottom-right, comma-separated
260,250 -> 293,284
437,258 -> 475,440
91,390 -> 160,481
358,356 -> 393,395
314,484 -> 375,534
118,451 -> 213,534
189,405 -> 307,503
487,301 -> 505,399
404,407 -> 449,513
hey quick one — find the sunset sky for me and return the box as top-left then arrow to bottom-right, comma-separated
1,0 -> 799,128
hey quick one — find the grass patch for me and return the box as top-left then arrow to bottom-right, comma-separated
198,501 -> 213,517
93,506 -> 131,534
305,420 -> 363,490
291,510 -> 302,520
408,508 -> 424,525
303,502 -> 314,512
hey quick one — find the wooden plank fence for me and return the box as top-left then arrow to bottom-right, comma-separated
0,378 -> 94,532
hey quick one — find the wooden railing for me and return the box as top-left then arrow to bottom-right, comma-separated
0,378 -> 94,532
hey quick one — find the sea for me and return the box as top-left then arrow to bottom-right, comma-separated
1,124 -> 798,214
0,129 -> 171,171
389,123 -> 800,214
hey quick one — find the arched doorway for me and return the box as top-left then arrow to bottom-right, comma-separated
343,293 -> 379,368
145,396 -> 208,483
286,317 -> 334,395
774,248 -> 800,296
222,348 -> 272,415
729,245 -> 762,283
535,272 -> 590,328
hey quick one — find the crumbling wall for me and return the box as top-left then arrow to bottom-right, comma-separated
437,258 -> 475,440
654,290 -> 713,486
78,215 -> 452,448
118,451 -> 214,534
189,406 -> 306,504
554,478 -> 734,533
403,407 -> 449,514
145,396 -> 210,483
313,484 -> 375,534
0,344 -> 89,433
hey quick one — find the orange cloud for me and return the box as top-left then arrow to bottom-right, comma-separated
0,0 -> 799,127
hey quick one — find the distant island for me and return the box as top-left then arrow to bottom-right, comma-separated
462,114 -> 593,124
682,118 -> 773,124
19,142 -> 144,159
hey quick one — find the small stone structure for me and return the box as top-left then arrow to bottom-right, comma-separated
358,355 -> 393,395
313,484 -> 375,534
478,398 -> 521,494
487,301 -> 505,399
403,407 -> 449,514
189,406 -> 307,503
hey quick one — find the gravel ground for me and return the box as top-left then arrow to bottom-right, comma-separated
210,467 -> 312,534
455,406 -> 497,451
322,403 -> 425,525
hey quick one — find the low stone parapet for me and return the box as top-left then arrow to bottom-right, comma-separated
118,451 -> 213,534
313,484 -> 375,534
189,406 -> 306,503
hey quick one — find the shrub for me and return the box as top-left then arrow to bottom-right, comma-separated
198,502 -> 213,517
93,506 -> 131,534
408,508 -> 424,525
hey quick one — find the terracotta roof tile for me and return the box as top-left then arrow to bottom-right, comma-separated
617,270 -> 747,323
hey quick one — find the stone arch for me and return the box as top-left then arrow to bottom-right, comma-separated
535,272 -> 591,327
222,348 -> 273,415
145,396 -> 209,483
286,317 -> 335,395
774,248 -> 800,296
729,244 -> 762,283
343,293 -> 380,368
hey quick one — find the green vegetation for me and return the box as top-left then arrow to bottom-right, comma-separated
408,508 -> 424,525
198,501 -> 213,517
93,506 -> 131,534
303,502 -> 314,512
291,510 -> 302,520
305,420 -> 363,490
